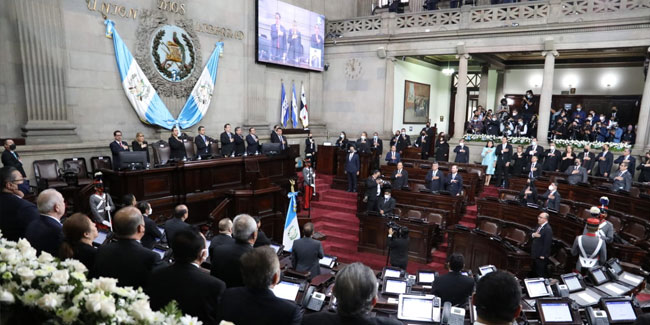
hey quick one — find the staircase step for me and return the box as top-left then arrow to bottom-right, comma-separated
432,250 -> 447,264
319,195 -> 357,205
311,201 -> 357,214
313,220 -> 358,236
319,189 -> 357,200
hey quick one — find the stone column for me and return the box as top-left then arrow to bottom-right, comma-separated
453,53 -> 470,138
536,50 -> 559,145
478,65 -> 489,108
635,47 -> 650,150
493,69 -> 505,109
15,0 -> 79,144
383,58 -> 396,136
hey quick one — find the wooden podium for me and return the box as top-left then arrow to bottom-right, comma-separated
316,145 -> 338,175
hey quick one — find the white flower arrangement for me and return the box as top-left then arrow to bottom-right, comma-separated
463,134 -> 532,144
463,135 -> 632,152
0,231 -> 202,324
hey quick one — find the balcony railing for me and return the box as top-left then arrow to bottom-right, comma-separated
326,0 -> 650,38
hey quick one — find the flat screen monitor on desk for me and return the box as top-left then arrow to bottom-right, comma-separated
538,301 -> 574,324
561,273 -> 585,293
118,151 -> 147,170
319,255 -> 336,268
93,230 -> 109,246
382,267 -> 403,279
397,294 -> 441,322
261,143 -> 283,155
383,278 -> 408,295
153,247 -> 166,259
416,270 -> 436,284
589,267 -> 609,286
270,243 -> 284,255
271,281 -> 301,302
524,278 -> 552,298
478,265 -> 496,277
603,299 -> 637,323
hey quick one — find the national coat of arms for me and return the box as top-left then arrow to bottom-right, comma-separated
151,25 -> 196,82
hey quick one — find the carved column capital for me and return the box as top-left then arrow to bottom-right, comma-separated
542,50 -> 559,58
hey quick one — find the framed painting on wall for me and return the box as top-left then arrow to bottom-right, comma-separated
403,80 -> 430,124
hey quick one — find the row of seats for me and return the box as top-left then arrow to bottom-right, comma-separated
33,157 -> 112,191
150,138 -> 221,166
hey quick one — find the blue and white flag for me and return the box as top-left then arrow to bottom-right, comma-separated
177,42 -> 223,129
105,20 -> 176,129
291,83 -> 299,128
283,191 -> 300,251
281,82 -> 289,127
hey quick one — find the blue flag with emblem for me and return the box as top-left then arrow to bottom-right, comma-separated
282,191 -> 300,251
177,42 -> 223,129
291,83 -> 299,128
281,82 -> 289,127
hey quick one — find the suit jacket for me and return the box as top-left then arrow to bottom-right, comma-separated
168,137 -> 186,160
391,169 -> 409,189
254,230 -> 272,247
1,150 -> 26,177
415,136 -> 429,153
542,149 -> 560,171
453,145 -> 469,163
164,218 -> 192,245
495,144 -> 513,165
365,176 -> 381,202
540,190 -> 561,211
247,134 -> 261,154
194,135 -> 212,155
388,237 -> 409,268
355,139 -> 371,153
69,242 -> 97,271
519,185 -> 538,204
565,165 -> 588,185
210,240 -> 254,288
578,151 -> 596,173
302,312 -> 402,325
525,162 -> 541,179
432,271 -> 475,306
147,263 -> 226,324
291,237 -> 324,277
344,153 -> 360,173
614,155 -> 636,177
304,138 -> 316,155
610,170 -> 632,192
371,138 -> 383,154
271,131 -> 281,144
209,233 -> 235,264
110,140 -> 129,170
0,192 -> 39,242
377,197 -> 396,215
531,223 -> 553,259
425,169 -> 445,192
233,134 -> 246,156
218,287 -> 302,325
131,141 -> 150,162
25,215 -> 63,255
384,151 -> 400,164
596,151 -> 614,176
220,132 -> 235,156
141,215 -> 163,249
92,239 -> 164,289
445,173 -> 463,196
525,144 -> 545,161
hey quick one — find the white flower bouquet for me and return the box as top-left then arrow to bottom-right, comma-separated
0,231 -> 202,324
463,134 -> 532,145
552,139 -> 632,152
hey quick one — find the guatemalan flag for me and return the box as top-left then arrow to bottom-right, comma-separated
291,83 -> 299,128
177,42 -> 224,129
300,84 -> 309,128
281,82 -> 289,127
105,20 -> 176,129
282,191 -> 300,251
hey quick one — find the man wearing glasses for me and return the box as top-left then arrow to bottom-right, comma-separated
0,166 -> 39,241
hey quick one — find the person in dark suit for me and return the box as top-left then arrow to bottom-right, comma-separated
59,213 -> 98,271
270,125 -> 282,144
542,143 -> 560,171
473,271 -> 522,325
540,182 -> 561,211
211,214 -> 257,288
302,262 -> 402,325
435,133 -> 450,162
531,212 -> 553,277
218,246 -> 303,325
388,226 -> 409,270
131,132 -> 150,163
377,189 -> 396,217
164,205 -> 192,245
110,130 -> 129,170
168,126 -> 187,161
136,201 -> 162,249
445,165 -> 463,196
525,138 -> 544,162
254,216 -> 272,247
596,144 -> 614,177
495,137 -> 513,187
519,178 -> 538,205
614,148 -> 636,177
365,170 -> 383,213
356,132 -> 371,154
0,167 -> 38,241
425,162 -> 445,192
194,126 -> 214,157
25,189 -> 65,255
432,254 -> 475,306
233,127 -> 246,156
291,223 -> 324,278
525,154 -> 542,180
220,123 -> 235,157
610,162 -> 632,192
371,132 -> 383,158
345,145 -> 360,192
247,127 -> 261,155
270,13 -> 287,61
414,130 -> 430,160
335,131 -> 349,149
391,162 -> 409,189
453,139 -> 470,163
565,158 -> 589,185
2,139 -> 26,178
305,132 -> 316,159
287,21 -> 303,63
389,130 -> 405,154
92,207 -> 164,289
637,151 -> 650,183
399,128 -> 411,151
209,218 -> 235,263
276,128 -> 289,152
578,145 -> 596,175
384,145 -> 401,164
147,229 -> 225,324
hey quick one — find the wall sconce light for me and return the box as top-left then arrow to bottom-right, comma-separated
563,75 -> 579,89
529,75 -> 543,88
601,74 -> 617,88
442,62 -> 454,76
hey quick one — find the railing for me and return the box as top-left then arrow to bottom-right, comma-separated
326,0 -> 650,37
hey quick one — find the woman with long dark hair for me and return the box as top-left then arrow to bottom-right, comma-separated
59,213 -> 98,270
435,132 -> 449,162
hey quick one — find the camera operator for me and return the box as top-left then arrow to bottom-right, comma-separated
388,225 -> 409,270
377,189 -> 395,217
364,170 -> 383,213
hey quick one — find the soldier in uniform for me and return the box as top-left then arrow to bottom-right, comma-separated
89,172 -> 115,227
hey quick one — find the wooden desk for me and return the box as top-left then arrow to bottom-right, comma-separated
401,158 -> 486,195
401,147 -> 421,160
316,145 -> 338,175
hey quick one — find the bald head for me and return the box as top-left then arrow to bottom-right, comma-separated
218,217 -> 233,234
113,206 -> 145,239
36,189 -> 65,219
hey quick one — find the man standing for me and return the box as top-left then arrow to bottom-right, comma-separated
246,127 -> 260,155
610,162 -> 632,192
25,189 -> 65,255
0,167 -> 38,241
345,145 -> 360,192
614,148 -> 636,177
432,254 -> 475,306
371,132 -> 383,169
2,139 -> 26,178
194,126 -> 212,156
110,130 -> 129,170
542,142 -> 560,172
596,144 -> 614,177
385,145 -> 400,165
453,139 -> 470,163
571,218 -> 607,273
89,177 -> 115,225
565,158 -> 588,185
164,205 -> 193,244
209,218 -> 235,262
525,156 -> 541,180
220,124 -> 235,157
425,162 -> 445,192
302,160 -> 315,210
525,137 -> 544,162
270,13 -> 286,62
391,162 -> 409,190
291,223 -> 324,279
233,127 -> 246,156
540,182 -> 561,211
531,212 -> 553,277
377,189 -> 396,217
415,130 -> 429,160
495,137 -> 513,188
304,132 -> 316,160
365,170 -> 382,213
578,144 -> 596,175
276,127 -> 288,151
445,165 -> 463,196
